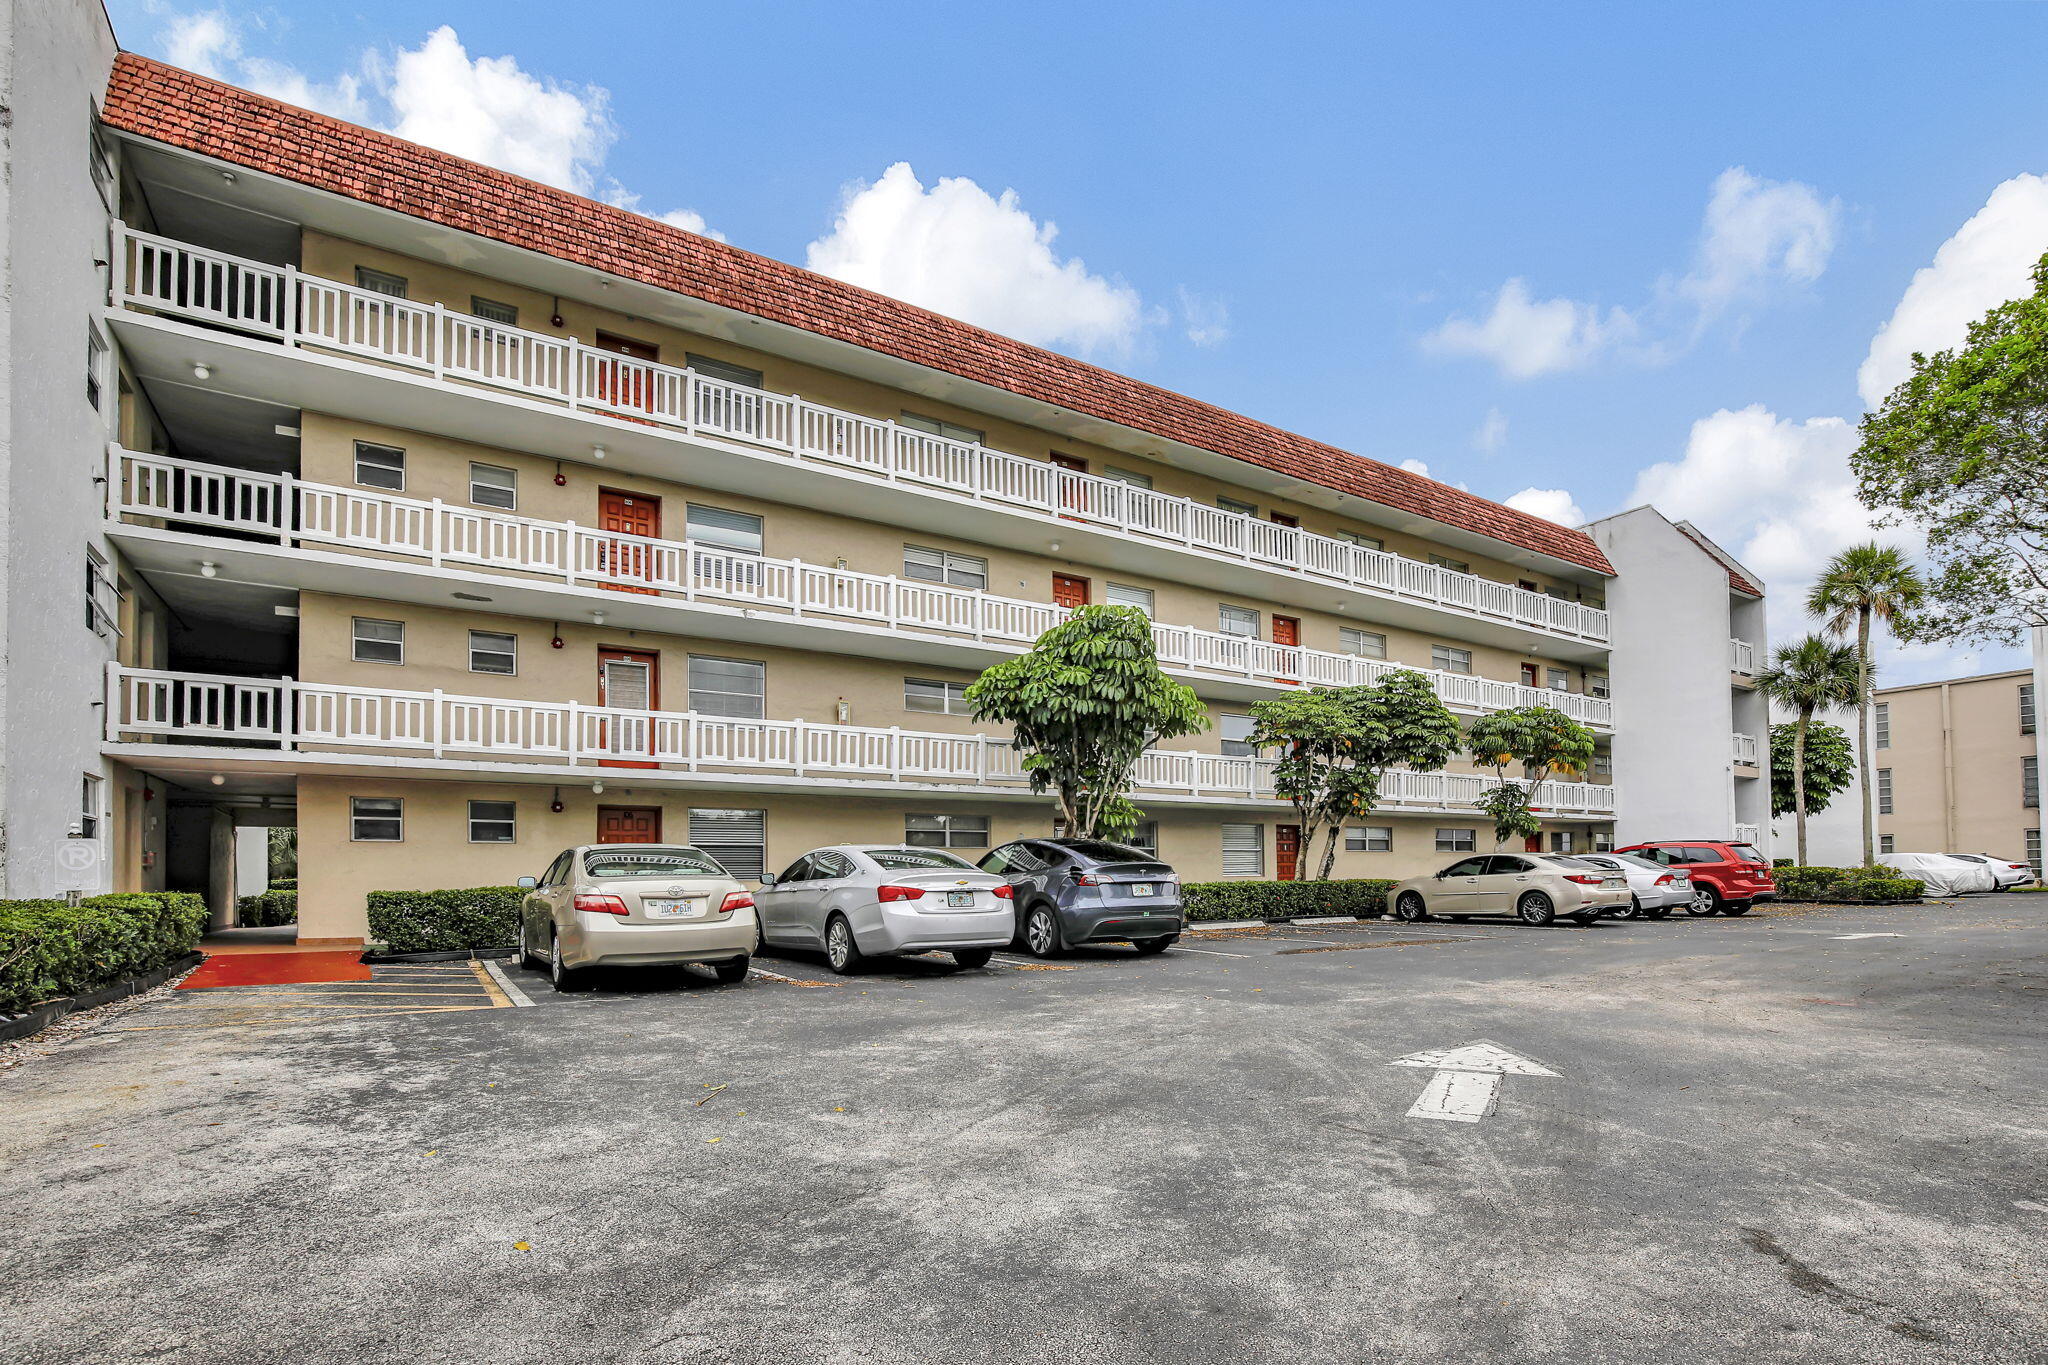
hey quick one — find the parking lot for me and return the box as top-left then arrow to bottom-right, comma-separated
4,895 -> 2045,1364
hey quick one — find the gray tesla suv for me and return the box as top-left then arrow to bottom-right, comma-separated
978,837 -> 1183,956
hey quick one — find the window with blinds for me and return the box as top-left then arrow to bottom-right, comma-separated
1345,826 -> 1392,852
899,411 -> 985,445
686,504 -> 764,556
1105,583 -> 1155,615
1340,627 -> 1386,659
690,808 -> 766,880
1221,823 -> 1263,877
686,353 -> 765,389
1875,701 -> 1890,749
469,463 -> 517,510
689,656 -> 765,718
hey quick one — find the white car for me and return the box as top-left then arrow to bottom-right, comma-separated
1944,853 -> 2034,889
1876,852 -> 1996,897
1574,852 -> 1693,919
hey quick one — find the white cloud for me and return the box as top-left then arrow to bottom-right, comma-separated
1422,278 -> 1638,379
1177,286 -> 1231,348
806,162 -> 1145,355
1671,167 -> 1838,316
1503,487 -> 1584,527
655,208 -> 727,244
1397,457 -> 1468,491
1857,172 -> 2048,408
161,8 -> 235,77
1472,407 -> 1508,454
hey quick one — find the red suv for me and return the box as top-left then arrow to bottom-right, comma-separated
1615,841 -> 1775,916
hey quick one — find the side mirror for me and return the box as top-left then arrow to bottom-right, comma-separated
757,872 -> 776,887
516,876 -> 537,890
1434,870 -> 1448,880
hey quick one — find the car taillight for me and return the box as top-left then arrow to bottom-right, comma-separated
1655,874 -> 1675,886
719,891 -> 753,914
573,893 -> 630,916
991,884 -> 1014,900
1564,873 -> 1604,885
876,884 -> 926,902
1071,871 -> 1100,886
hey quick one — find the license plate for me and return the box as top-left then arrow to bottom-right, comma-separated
646,898 -> 705,919
1132,883 -> 1156,897
946,891 -> 975,908
1602,878 -> 1624,888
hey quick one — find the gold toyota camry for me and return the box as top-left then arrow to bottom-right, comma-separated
1386,852 -> 1630,927
517,844 -> 756,991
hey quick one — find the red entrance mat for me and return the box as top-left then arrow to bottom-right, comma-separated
178,950 -> 374,989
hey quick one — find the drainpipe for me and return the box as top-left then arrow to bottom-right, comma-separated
1940,682 -> 1957,853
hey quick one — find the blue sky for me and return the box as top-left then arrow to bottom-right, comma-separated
109,2 -> 2048,682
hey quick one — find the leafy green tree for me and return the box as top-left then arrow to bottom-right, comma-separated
268,826 -> 297,881
1754,635 -> 1862,865
1809,544 -> 1927,866
1769,721 -> 1854,831
1463,705 -> 1598,851
1853,252 -> 2048,647
1248,671 -> 1460,879
966,605 -> 1207,839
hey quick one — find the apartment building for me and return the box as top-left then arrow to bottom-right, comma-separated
1873,669 -> 2042,874
10,19 -> 1778,944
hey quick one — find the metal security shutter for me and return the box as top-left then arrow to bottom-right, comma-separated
690,808 -> 766,880
1221,823 -> 1263,877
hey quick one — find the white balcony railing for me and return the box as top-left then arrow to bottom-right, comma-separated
1734,823 -> 1761,845
104,665 -> 1621,817
111,226 -> 1610,646
1731,638 -> 1756,675
110,447 -> 1616,727
1733,732 -> 1760,765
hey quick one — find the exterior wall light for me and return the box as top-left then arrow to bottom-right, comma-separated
591,444 -> 606,461
590,781 -> 605,795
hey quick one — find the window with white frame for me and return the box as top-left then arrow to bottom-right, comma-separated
899,411 -> 985,445
89,126 -> 115,206
1220,713 -> 1257,758
85,546 -> 120,638
1340,627 -> 1387,659
1549,831 -> 1575,853
2023,684 -> 2036,736
79,773 -> 104,840
352,617 -> 404,665
687,353 -> 765,389
904,545 -> 988,591
1103,467 -> 1154,489
355,267 -> 409,297
86,325 -> 107,410
905,813 -> 989,848
1217,495 -> 1258,518
1878,767 -> 1894,815
468,800 -> 516,843
353,441 -> 406,491
904,678 -> 971,715
469,463 -> 517,510
1431,644 -> 1473,674
1875,701 -> 1890,749
471,296 -> 519,326
689,656 -> 765,719
1435,827 -> 1477,852
1345,826 -> 1392,852
469,630 -> 517,676
1125,821 -> 1159,857
688,504 -> 764,556
1593,832 -> 1615,853
1546,668 -> 1570,691
1589,673 -> 1610,699
1105,583 -> 1155,615
1218,604 -> 1259,637
1880,834 -> 1895,854
690,808 -> 766,880
2026,757 -> 2039,810
1334,530 -> 1385,552
1593,753 -> 1613,776
2028,828 -> 2041,879
1221,823 -> 1263,876
351,797 -> 403,841
1428,553 -> 1471,574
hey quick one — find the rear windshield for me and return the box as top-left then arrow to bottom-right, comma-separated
867,848 -> 979,872
1056,840 -> 1156,863
583,847 -> 728,879
1539,855 -> 1600,869
1726,844 -> 1764,864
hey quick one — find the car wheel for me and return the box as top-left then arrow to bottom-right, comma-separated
712,956 -> 750,984
1687,885 -> 1722,916
953,947 -> 994,969
824,915 -> 863,975
549,930 -> 589,993
1023,905 -> 1062,957
1612,897 -> 1642,921
1572,911 -> 1601,927
1132,935 -> 1177,955
1517,892 -> 1556,926
1720,900 -> 1752,917
1394,892 -> 1430,923
518,918 -> 544,970
753,917 -> 766,955
1647,905 -> 1673,920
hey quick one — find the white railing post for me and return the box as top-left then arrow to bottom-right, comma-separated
427,498 -> 443,568
279,676 -> 298,749
565,701 -> 581,766
276,469 -> 296,543
430,688 -> 445,759
281,263 -> 300,346
429,302 -> 447,381
102,660 -> 121,742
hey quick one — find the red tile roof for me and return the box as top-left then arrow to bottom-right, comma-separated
1676,523 -> 1763,597
103,53 -> 1614,577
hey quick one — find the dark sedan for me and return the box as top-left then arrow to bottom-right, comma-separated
978,837 -> 1183,956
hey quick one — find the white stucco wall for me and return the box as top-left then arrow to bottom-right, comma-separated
0,0 -> 121,894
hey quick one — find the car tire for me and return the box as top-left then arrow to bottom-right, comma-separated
712,956 -> 750,984
549,930 -> 590,993
824,915 -> 864,975
1687,885 -> 1723,916
1517,892 -> 1556,927
1720,901 -> 1752,917
1394,892 -> 1431,923
1022,904 -> 1063,958
1572,911 -> 1601,927
519,919 -> 544,971
953,947 -> 994,969
1646,905 -> 1673,920
1612,897 -> 1642,921
753,917 -> 766,955
1132,935 -> 1176,955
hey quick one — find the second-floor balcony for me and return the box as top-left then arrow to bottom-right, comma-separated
110,226 -> 1612,651
111,448 -> 1616,728
104,665 -> 1620,818
1733,732 -> 1761,766
1731,638 -> 1757,676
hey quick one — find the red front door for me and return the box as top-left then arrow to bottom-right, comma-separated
598,489 -> 660,593
1269,512 -> 1299,528
1521,663 -> 1540,688
593,331 -> 661,419
1053,574 -> 1090,609
597,806 -> 662,843
1050,453 -> 1089,518
1271,614 -> 1301,685
598,648 -> 658,768
1276,824 -> 1302,881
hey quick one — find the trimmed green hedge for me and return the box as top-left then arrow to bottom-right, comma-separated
1774,866 -> 1926,904
367,886 -> 524,953
0,891 -> 208,1015
268,878 -> 297,892
1181,879 -> 1396,922
236,890 -> 297,926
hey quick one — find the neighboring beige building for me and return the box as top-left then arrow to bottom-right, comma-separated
1874,669 -> 2040,874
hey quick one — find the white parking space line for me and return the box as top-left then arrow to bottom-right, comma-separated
1832,933 -> 1905,940
1168,945 -> 1250,957
481,958 -> 536,1007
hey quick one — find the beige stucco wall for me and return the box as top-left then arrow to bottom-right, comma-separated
1876,672 -> 2037,859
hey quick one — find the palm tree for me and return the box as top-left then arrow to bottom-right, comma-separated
1808,544 -> 1927,866
1754,635 -> 1861,865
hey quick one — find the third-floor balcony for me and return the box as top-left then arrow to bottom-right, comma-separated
108,226 -> 1612,655
111,448 -> 1616,728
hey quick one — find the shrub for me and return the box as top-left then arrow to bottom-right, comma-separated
0,891 -> 208,1015
1773,866 -> 1925,904
236,890 -> 297,926
1181,879 -> 1395,922
366,886 -> 525,953
268,878 -> 297,892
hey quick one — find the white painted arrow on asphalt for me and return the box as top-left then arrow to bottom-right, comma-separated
1831,933 -> 1905,940
1392,1040 -> 1559,1123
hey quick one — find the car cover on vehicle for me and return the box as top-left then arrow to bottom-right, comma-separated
1877,853 -> 1996,896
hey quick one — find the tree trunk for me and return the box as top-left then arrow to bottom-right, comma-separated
1856,607 -> 1874,867
1793,710 -> 1811,867
1316,823 -> 1341,880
